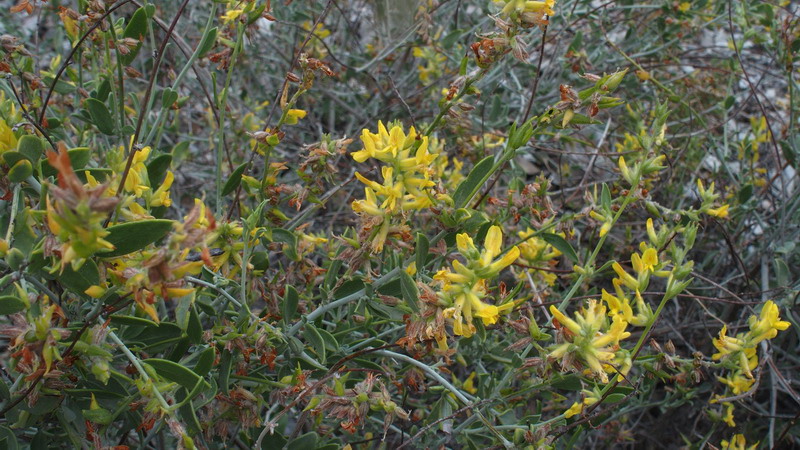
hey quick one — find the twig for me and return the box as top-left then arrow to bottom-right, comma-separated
114,0 -> 192,208
522,24 -> 549,122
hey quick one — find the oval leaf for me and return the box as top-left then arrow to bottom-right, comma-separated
17,135 -> 45,162
85,98 -> 115,135
58,258 -> 100,297
0,295 -> 27,315
222,162 -> 247,196
147,154 -> 172,186
102,219 -> 173,257
121,7 -> 148,65
144,358 -> 208,390
541,232 -> 578,263
198,27 -> 218,58
302,324 -> 326,364
453,155 -> 494,209
399,271 -> 419,313
283,285 -> 299,323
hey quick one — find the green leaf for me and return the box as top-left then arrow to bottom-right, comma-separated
399,271 -> 419,313
0,296 -> 27,315
147,154 -> 172,187
193,347 -> 215,377
121,7 -> 148,65
187,305 -> 202,344
541,232 -> 578,263
102,219 -> 173,257
440,29 -> 463,49
221,162 -> 247,196
197,27 -> 218,58
303,324 -> 326,363
68,147 -> 92,169
600,183 -> 611,211
58,258 -> 100,297
774,257 -> 790,288
175,294 -> 193,331
41,147 -> 91,178
453,155 -> 495,209
82,407 -> 113,425
1,151 -> 27,167
7,160 -> 32,183
95,79 -> 112,102
287,432 -> 318,450
109,315 -> 158,328
283,285 -> 299,323
0,426 -> 19,450
550,374 -> 582,391
316,328 -> 339,352
16,135 -> 45,162
271,228 -> 300,261
161,88 -> 178,109
144,358 -> 209,390
605,393 -> 626,403
738,183 -> 753,204
85,98 -> 115,135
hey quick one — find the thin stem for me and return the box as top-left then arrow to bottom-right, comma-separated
113,0 -> 191,210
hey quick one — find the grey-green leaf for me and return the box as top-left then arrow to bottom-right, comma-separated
85,98 -> 115,135
0,295 -> 27,315
302,324 -> 326,364
453,155 -> 494,209
144,358 -> 209,390
121,7 -> 148,65
541,232 -> 578,263
283,285 -> 299,323
102,219 -> 173,257
221,162 -> 247,196
17,135 -> 45,162
399,271 -> 419,313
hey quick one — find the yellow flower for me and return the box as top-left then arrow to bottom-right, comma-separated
0,117 -> 17,153
612,262 -> 639,291
436,226 -> 519,338
707,204 -> 730,218
711,325 -> 744,360
462,372 -> 478,395
124,146 -> 152,197
720,434 -> 757,450
721,401 -> 736,427
717,372 -> 755,395
221,9 -> 244,24
564,387 -> 601,418
549,300 -> 631,382
631,246 -> 658,274
564,401 -> 584,418
150,170 -> 174,207
285,108 -> 307,125
351,121 -> 436,219
747,300 -> 790,345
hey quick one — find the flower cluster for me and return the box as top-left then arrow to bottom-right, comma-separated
516,228 -> 562,286
108,144 -> 175,211
351,121 -> 437,252
710,300 -> 789,427
696,179 -> 730,219
433,226 -> 519,340
45,144 -> 119,270
549,300 -> 632,383
602,243 -> 665,326
494,0 -> 555,27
